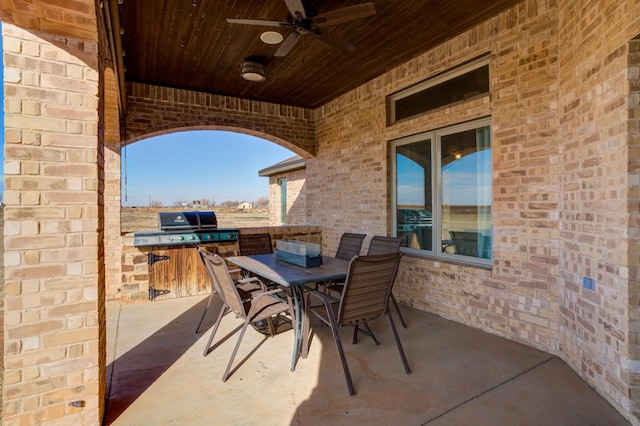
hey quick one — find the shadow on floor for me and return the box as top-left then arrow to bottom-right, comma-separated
104,298 -> 210,424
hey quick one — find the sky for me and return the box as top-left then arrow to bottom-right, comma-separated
121,131 -> 294,207
396,149 -> 492,206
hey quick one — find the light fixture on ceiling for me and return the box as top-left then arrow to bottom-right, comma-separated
260,31 -> 283,45
240,61 -> 265,82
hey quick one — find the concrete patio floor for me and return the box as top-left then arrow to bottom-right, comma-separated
105,295 -> 631,425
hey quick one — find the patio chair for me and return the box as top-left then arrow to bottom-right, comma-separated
367,236 -> 408,329
326,235 -> 408,329
194,246 -> 263,334
199,249 -> 295,381
238,232 -> 273,255
238,232 -> 279,332
321,232 -> 366,293
334,232 -> 366,260
238,232 -> 273,281
304,252 -> 410,396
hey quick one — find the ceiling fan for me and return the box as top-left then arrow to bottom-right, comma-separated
226,0 -> 377,57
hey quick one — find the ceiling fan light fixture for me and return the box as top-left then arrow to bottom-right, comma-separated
260,31 -> 284,45
240,61 -> 266,82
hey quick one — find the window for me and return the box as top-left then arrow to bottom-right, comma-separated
279,178 -> 287,224
387,55 -> 489,124
391,118 -> 492,266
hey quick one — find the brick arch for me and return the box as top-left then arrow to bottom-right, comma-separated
125,124 -> 309,159
102,65 -> 123,312
0,1 -> 98,41
125,82 -> 317,158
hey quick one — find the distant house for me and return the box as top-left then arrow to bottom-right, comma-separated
259,155 -> 306,225
181,199 -> 209,208
237,201 -> 253,210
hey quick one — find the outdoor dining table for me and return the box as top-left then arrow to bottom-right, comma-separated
227,253 -> 350,371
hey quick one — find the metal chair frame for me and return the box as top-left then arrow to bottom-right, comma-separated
367,236 -> 408,328
198,249 -> 295,381
304,252 -> 410,396
194,246 -> 263,333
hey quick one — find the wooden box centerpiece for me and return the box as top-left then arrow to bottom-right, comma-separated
275,240 -> 323,267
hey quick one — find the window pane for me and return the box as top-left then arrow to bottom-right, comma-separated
279,178 -> 287,224
396,140 -> 433,251
394,64 -> 489,122
440,126 -> 492,259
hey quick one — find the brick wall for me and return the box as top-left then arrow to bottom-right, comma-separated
629,35 -> 640,422
267,168 -> 308,226
124,82 -> 316,156
556,0 -> 640,417
2,2 -> 103,423
309,0 -> 639,421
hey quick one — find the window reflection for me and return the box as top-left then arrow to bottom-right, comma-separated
395,140 -> 432,251
441,126 -> 492,259
392,120 -> 492,263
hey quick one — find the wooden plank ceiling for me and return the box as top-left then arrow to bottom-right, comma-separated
117,0 -> 521,109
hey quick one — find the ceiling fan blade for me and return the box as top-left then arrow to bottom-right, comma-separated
311,31 -> 355,53
314,3 -> 376,26
226,18 -> 288,27
284,0 -> 307,20
274,32 -> 301,57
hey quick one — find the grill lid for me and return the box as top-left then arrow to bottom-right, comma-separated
158,211 -> 217,231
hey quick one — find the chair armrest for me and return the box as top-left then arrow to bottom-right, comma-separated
236,276 -> 266,291
305,290 -> 339,311
250,288 -> 290,302
237,276 -> 263,285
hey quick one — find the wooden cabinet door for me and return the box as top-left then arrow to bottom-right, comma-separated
148,247 -> 210,299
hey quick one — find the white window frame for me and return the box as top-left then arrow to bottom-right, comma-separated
391,117 -> 493,267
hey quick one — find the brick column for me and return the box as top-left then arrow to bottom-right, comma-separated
2,21 -> 102,425
103,69 -> 122,300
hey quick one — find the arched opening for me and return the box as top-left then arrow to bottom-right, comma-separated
111,128 -> 312,302
104,128 -> 321,420
120,130 -> 293,210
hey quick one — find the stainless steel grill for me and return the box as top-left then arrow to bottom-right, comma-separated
133,211 -> 238,247
158,211 -> 217,231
